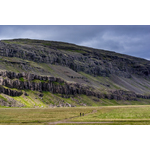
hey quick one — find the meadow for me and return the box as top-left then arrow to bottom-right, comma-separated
1,105 -> 150,125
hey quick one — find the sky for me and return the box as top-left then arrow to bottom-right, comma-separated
0,25 -> 150,60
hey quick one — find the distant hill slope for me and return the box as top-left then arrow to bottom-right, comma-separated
0,38 -> 150,107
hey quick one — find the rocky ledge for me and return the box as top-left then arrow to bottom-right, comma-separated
0,71 -> 149,101
0,86 -> 22,96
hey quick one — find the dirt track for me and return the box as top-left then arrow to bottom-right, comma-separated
48,109 -> 111,125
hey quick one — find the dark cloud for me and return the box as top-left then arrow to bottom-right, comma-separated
0,25 -> 150,60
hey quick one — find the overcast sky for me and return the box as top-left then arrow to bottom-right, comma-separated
0,25 -> 150,60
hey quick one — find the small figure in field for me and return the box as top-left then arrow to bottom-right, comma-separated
83,113 -> 84,116
80,113 -> 81,116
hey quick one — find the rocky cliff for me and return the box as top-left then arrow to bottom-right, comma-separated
0,70 -> 149,102
1,39 -> 150,78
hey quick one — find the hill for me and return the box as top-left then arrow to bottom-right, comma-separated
0,38 -> 150,107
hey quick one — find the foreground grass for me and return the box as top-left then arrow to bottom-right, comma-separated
70,105 -> 150,125
0,107 -> 94,125
1,105 -> 150,125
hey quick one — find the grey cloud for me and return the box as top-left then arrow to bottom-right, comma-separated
0,25 -> 150,60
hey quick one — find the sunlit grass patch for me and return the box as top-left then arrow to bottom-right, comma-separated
70,105 -> 150,124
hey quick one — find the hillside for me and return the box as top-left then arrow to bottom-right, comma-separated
0,38 -> 150,107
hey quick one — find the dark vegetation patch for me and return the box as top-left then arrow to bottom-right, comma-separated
19,77 -> 25,82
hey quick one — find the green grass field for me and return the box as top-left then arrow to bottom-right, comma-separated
67,105 -> 150,125
0,107 -> 94,125
1,105 -> 150,125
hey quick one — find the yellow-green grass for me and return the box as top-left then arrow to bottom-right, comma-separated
1,106 -> 150,125
70,105 -> 150,124
0,107 -> 94,125
12,90 -> 47,108
0,94 -> 7,102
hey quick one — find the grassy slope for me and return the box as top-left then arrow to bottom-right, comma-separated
1,55 -> 150,107
80,72 -> 150,94
1,39 -> 150,107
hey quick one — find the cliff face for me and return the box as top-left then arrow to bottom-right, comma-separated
0,86 -> 22,96
1,40 -> 150,78
0,71 -> 149,102
0,71 -> 96,96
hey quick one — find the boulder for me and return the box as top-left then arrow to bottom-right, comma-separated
24,92 -> 28,96
66,103 -> 71,107
39,93 -> 43,97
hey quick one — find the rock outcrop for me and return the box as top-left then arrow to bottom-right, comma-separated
0,70 -> 149,101
0,85 -> 23,96
0,71 -> 95,96
1,39 -> 150,78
